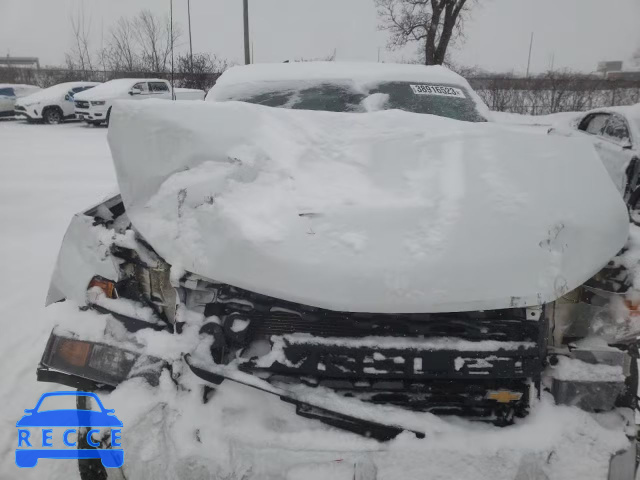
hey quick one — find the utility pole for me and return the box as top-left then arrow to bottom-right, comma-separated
526,32 -> 534,77
170,0 -> 176,99
101,18 -> 105,78
188,0 -> 194,72
243,0 -> 251,64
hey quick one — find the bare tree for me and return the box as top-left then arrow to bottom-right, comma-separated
375,0 -> 475,65
103,17 -> 140,72
176,52 -> 229,91
65,4 -> 94,72
133,10 -> 181,73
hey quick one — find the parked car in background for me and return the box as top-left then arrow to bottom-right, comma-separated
73,78 -> 205,126
497,104 -> 640,223
571,106 -> 640,209
0,84 -> 41,118
14,81 -> 100,124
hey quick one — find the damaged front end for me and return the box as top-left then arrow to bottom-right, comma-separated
38,197 -> 548,437
41,195 -> 557,440
40,196 -> 640,459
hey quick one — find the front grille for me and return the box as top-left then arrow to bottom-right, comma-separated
192,281 -> 545,421
245,340 -> 539,379
202,284 -> 542,346
240,311 -> 538,342
75,100 -> 89,109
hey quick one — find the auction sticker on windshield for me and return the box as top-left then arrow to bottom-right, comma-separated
410,84 -> 466,98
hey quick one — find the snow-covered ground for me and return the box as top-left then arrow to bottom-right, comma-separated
0,120 -> 115,478
0,118 -> 634,480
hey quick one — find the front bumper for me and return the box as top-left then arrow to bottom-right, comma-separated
14,105 -> 39,120
76,105 -> 108,121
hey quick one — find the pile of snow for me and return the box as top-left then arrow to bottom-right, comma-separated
175,87 -> 206,101
0,122 -> 115,479
108,99 -> 628,314
491,110 -> 581,128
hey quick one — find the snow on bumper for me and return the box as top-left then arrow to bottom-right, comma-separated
102,372 -> 633,480
76,103 -> 109,121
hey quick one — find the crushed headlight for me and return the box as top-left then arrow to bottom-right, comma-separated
58,338 -> 91,367
40,334 -> 161,388
88,343 -> 138,374
88,276 -> 117,299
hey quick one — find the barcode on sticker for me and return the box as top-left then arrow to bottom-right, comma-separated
410,85 -> 466,98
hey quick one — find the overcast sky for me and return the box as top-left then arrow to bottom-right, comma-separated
1,0 -> 638,74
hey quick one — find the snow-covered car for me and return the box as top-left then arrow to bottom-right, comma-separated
73,78 -> 205,126
42,63 -> 638,478
568,105 -> 640,212
14,81 -> 100,124
0,83 -> 41,118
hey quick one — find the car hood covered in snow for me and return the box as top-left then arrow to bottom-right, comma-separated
15,82 -> 100,106
107,100 -> 629,313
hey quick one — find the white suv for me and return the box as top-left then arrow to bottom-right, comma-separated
0,84 -> 41,118
74,78 -> 175,126
14,81 -> 100,124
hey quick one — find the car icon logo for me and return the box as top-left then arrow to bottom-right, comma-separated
16,391 -> 123,468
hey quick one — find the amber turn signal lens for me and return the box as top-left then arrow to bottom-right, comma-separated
624,300 -> 640,315
58,339 -> 91,367
88,277 -> 116,298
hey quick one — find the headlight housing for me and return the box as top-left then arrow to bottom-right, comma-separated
91,101 -> 106,106
39,334 -> 164,388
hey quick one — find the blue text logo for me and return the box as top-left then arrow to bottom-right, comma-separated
16,391 -> 123,468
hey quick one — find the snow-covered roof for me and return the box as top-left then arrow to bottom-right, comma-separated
214,62 -> 469,88
75,78 -> 167,100
17,81 -> 100,104
0,84 -> 41,97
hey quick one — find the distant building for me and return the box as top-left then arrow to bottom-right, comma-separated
0,55 -> 40,69
606,70 -> 640,81
596,60 -> 640,81
597,61 -> 623,74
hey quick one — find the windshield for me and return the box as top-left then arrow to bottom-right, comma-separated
227,81 -> 486,122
